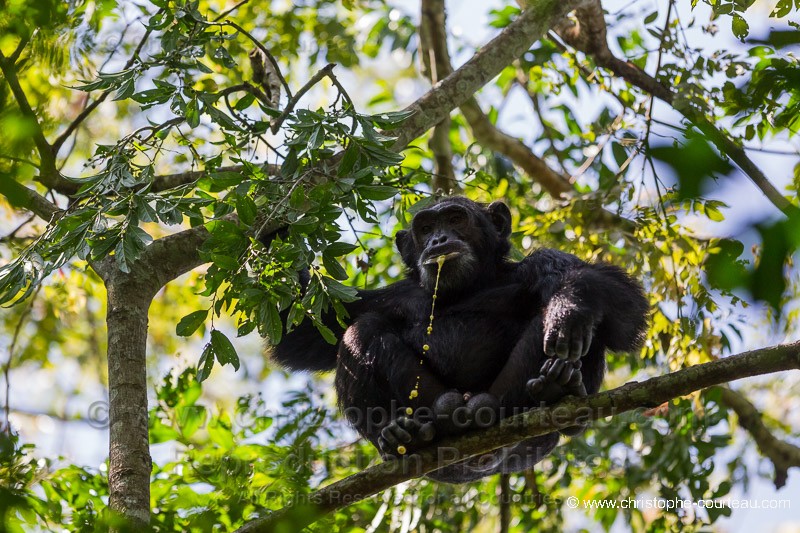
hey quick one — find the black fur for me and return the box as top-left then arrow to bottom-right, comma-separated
270,198 -> 648,483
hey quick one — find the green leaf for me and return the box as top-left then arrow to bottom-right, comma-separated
209,170 -> 244,188
732,14 -> 749,40
705,203 -> 725,222
235,195 -> 257,226
611,142 -> 629,168
186,98 -> 201,128
337,143 -> 360,176
323,253 -> 349,280
234,92 -> 255,110
258,302 -> 283,343
177,405 -> 207,438
366,109 -> 415,129
322,276 -> 358,301
704,239 -> 746,291
292,215 -> 320,233
197,343 -> 214,382
176,310 -> 208,337
357,184 -> 397,201
313,321 -> 338,344
649,135 -> 732,199
326,242 -> 358,256
210,329 -> 240,370
211,253 -> 240,270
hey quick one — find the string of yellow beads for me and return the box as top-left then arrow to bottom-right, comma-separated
399,256 -> 446,455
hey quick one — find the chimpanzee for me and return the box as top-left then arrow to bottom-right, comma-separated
270,197 -> 648,483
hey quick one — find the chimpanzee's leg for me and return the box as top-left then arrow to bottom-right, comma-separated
335,313 -> 447,456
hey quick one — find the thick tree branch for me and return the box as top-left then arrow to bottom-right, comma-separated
422,0 -> 573,198
555,0 -> 798,216
0,179 -> 61,221
150,164 -> 281,193
719,387 -> 800,489
104,274 -> 157,529
236,341 -> 800,532
139,0 -> 592,284
419,0 -> 458,193
392,0 -> 592,151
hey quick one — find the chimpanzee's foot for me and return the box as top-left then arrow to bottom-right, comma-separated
526,357 -> 588,436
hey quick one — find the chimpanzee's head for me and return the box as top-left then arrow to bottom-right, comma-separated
395,197 -> 512,293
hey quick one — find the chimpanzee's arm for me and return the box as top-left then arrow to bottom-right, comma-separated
520,248 -> 649,355
269,269 -> 396,372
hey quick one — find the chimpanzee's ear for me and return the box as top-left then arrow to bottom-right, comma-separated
395,229 -> 409,250
487,201 -> 511,239
395,229 -> 417,269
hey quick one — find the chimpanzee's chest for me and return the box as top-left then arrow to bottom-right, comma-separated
399,284 -> 538,391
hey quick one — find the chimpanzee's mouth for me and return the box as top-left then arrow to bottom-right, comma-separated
422,251 -> 462,265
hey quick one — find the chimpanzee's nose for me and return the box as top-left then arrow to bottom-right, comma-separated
430,234 -> 448,247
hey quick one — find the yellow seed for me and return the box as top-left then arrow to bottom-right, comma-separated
427,327 -> 432,335
409,390 -> 418,399
422,344 -> 430,351
405,407 -> 413,415
397,445 -> 407,455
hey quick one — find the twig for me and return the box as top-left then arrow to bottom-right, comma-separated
555,0 -> 799,217
213,0 -> 250,22
8,33 -> 30,64
270,63 -> 335,134
218,82 -> 272,107
326,69 -> 357,134
53,17 -> 157,153
3,286 -> 40,434
0,214 -> 36,243
225,20 -> 292,101
718,386 -> 800,489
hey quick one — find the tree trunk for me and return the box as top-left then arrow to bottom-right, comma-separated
106,277 -> 154,527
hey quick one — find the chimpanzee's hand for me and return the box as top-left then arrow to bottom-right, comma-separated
378,416 -> 436,458
542,299 -> 597,362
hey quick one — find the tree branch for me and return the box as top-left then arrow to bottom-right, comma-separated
270,63 -> 335,133
391,0 -> 593,151
419,0 -> 458,193
149,164 -> 281,193
137,0 -> 599,287
52,19 -> 156,154
422,0 -> 573,198
0,51 -> 56,174
554,0 -> 799,216
0,178 -> 61,221
719,386 -> 800,489
236,341 -> 800,532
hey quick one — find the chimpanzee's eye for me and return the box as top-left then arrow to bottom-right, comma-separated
420,225 -> 433,235
449,213 -> 466,225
